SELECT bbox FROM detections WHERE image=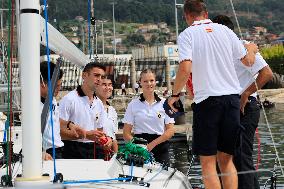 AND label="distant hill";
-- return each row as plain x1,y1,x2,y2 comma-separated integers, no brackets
44,0,284,35
1,0,284,34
